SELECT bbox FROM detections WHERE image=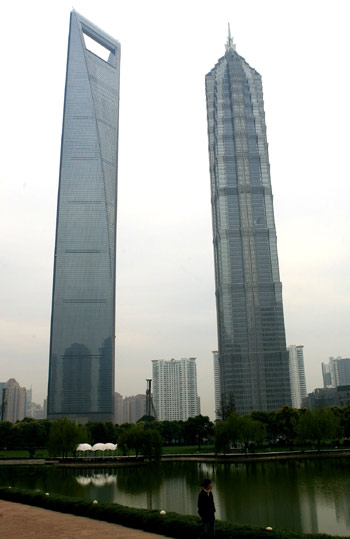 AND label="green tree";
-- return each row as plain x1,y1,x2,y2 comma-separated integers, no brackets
160,421,181,445
340,405,350,438
86,421,117,445
15,418,48,457
48,418,84,458
117,423,163,459
214,420,231,454
183,415,214,449
141,427,163,460
0,422,13,451
214,412,241,454
275,405,299,447
296,408,341,451
238,416,266,451
216,392,236,420
117,423,144,457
